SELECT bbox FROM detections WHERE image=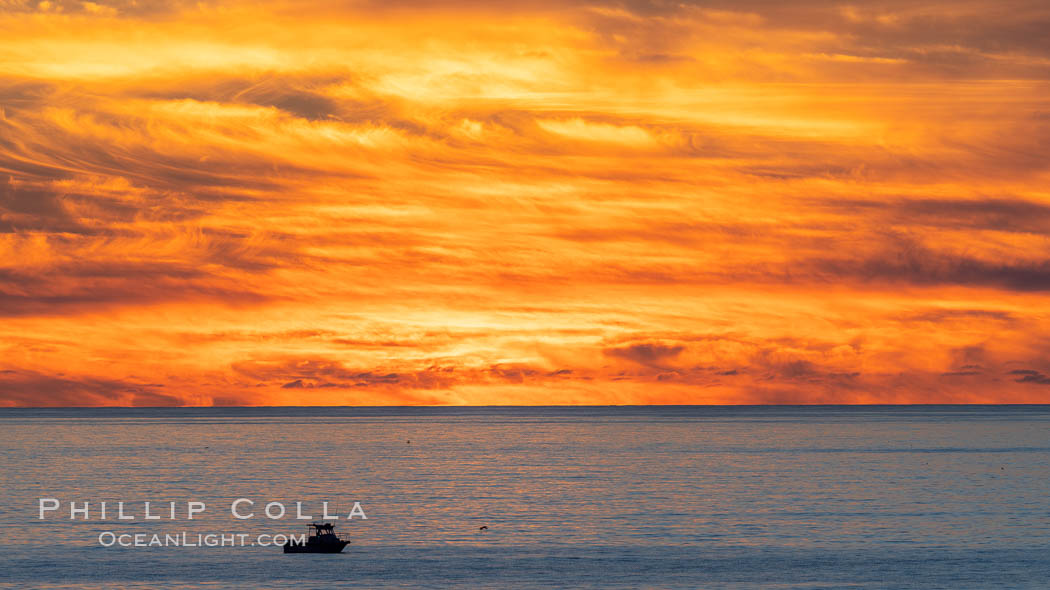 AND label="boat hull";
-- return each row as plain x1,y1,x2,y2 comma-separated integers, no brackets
283,540,349,554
